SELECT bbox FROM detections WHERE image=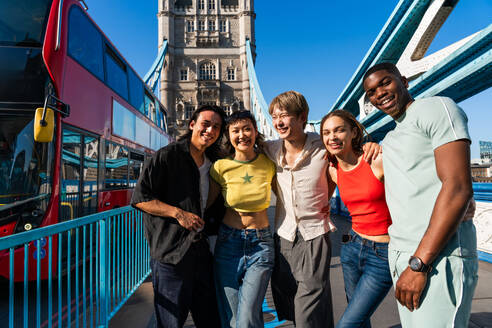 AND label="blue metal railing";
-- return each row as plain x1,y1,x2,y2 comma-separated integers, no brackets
0,206,150,328
331,183,492,264
473,182,492,203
